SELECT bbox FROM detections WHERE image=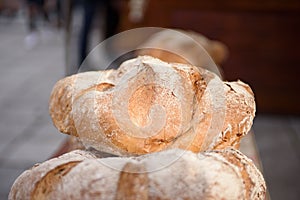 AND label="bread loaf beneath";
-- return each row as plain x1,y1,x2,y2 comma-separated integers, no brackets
9,150,96,200
49,56,255,155
9,148,266,200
